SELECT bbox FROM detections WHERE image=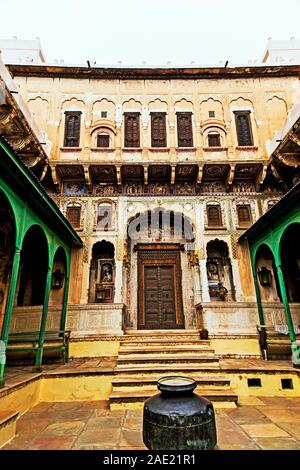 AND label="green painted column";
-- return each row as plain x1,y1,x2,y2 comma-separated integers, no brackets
0,247,21,387
276,264,300,366
35,263,53,369
60,267,70,332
